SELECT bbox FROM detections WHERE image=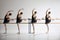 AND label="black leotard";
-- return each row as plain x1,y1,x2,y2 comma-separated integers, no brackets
16,15,22,23
31,15,37,23
3,15,10,23
45,15,51,24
